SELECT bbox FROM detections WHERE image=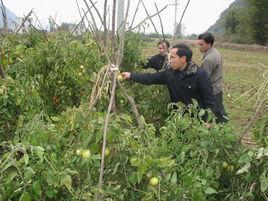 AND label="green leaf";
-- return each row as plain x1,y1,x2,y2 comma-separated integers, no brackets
205,187,217,195
170,171,177,185
5,169,17,182
24,167,36,179
22,154,29,165
260,171,268,193
44,171,59,187
19,191,31,201
46,189,56,198
129,172,138,185
236,162,251,175
34,146,44,162
50,116,60,122
198,109,206,117
61,175,72,191
91,154,101,160
32,181,41,197
158,157,175,168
